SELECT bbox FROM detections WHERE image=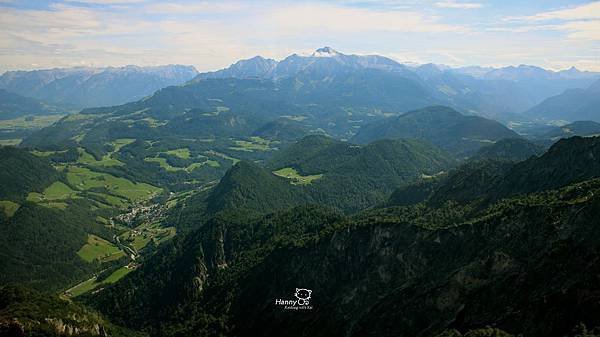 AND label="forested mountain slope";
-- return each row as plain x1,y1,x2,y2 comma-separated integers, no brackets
86,136,600,337
352,106,519,156
0,146,163,292
169,135,454,222
470,138,544,162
